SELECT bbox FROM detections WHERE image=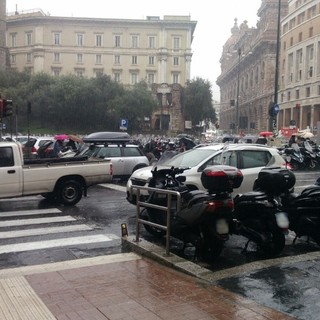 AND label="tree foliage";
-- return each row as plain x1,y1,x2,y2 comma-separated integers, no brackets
183,77,217,127
0,70,157,134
